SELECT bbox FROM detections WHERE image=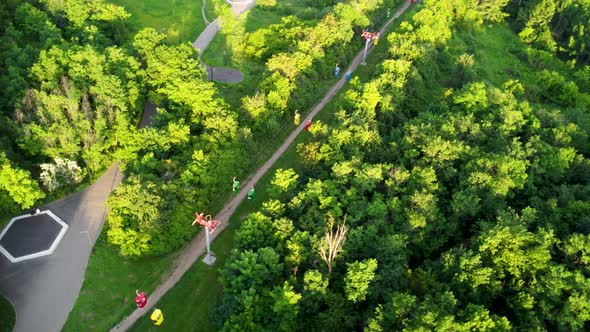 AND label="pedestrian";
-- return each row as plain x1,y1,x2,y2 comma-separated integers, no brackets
150,308,164,326
294,110,300,126
345,69,352,82
373,33,380,46
305,118,312,132
247,186,255,200
135,290,147,309
232,176,240,192
335,64,341,78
